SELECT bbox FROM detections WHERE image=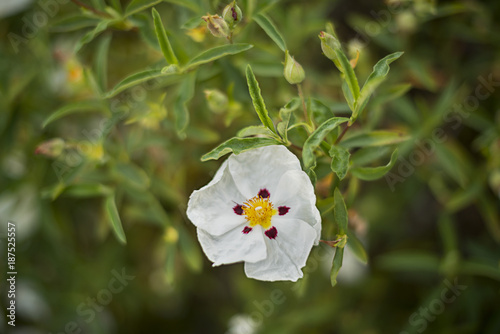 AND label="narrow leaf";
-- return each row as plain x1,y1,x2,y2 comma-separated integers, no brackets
51,15,101,32
105,68,178,98
246,64,276,133
74,20,109,53
330,247,344,287
237,125,275,138
63,184,113,198
354,52,404,119
329,145,350,180
105,194,127,244
335,48,360,103
125,0,162,17
347,230,368,264
253,13,286,52
351,148,399,181
185,44,253,70
152,8,179,65
201,137,281,161
333,188,348,235
95,33,112,93
276,98,300,143
302,117,350,173
340,130,409,148
114,163,151,190
42,101,107,128
174,71,196,138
